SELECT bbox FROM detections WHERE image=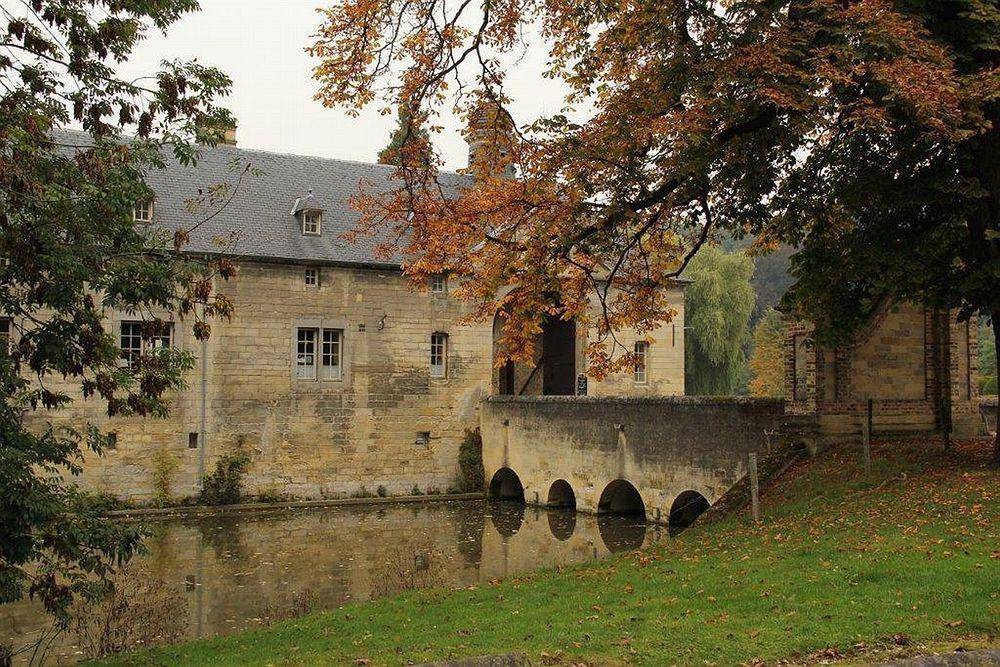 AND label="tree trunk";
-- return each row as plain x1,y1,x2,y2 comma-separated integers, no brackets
993,311,1000,466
